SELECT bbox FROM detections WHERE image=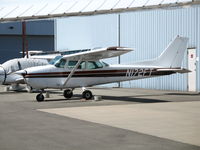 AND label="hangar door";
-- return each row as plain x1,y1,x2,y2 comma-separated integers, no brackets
187,48,197,92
